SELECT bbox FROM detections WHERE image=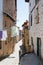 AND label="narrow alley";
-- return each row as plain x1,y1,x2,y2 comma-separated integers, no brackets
0,0,43,65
